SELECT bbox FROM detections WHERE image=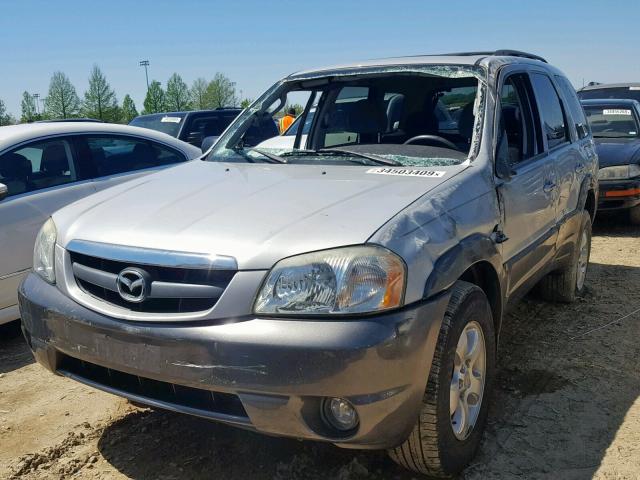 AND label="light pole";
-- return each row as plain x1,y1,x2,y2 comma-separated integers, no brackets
139,60,150,91
33,93,40,115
